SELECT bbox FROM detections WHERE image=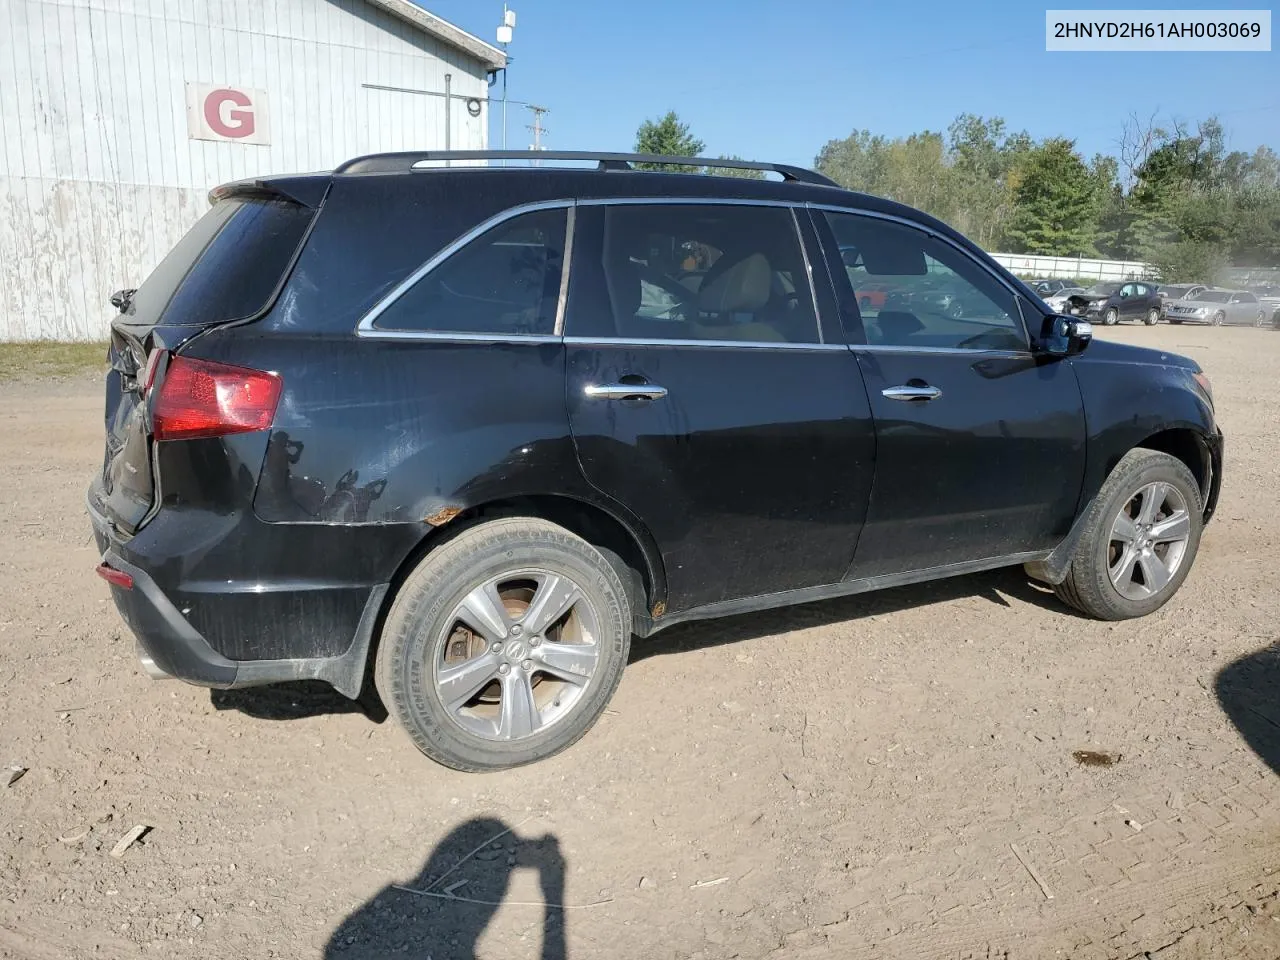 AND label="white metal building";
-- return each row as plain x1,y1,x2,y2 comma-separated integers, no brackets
0,0,505,341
